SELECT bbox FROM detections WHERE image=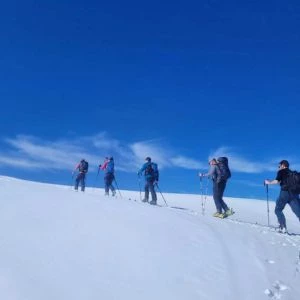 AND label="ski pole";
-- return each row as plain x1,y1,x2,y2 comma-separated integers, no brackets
264,182,270,227
114,177,123,198
138,175,142,201
93,168,100,189
71,172,75,189
155,183,168,207
199,175,205,215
